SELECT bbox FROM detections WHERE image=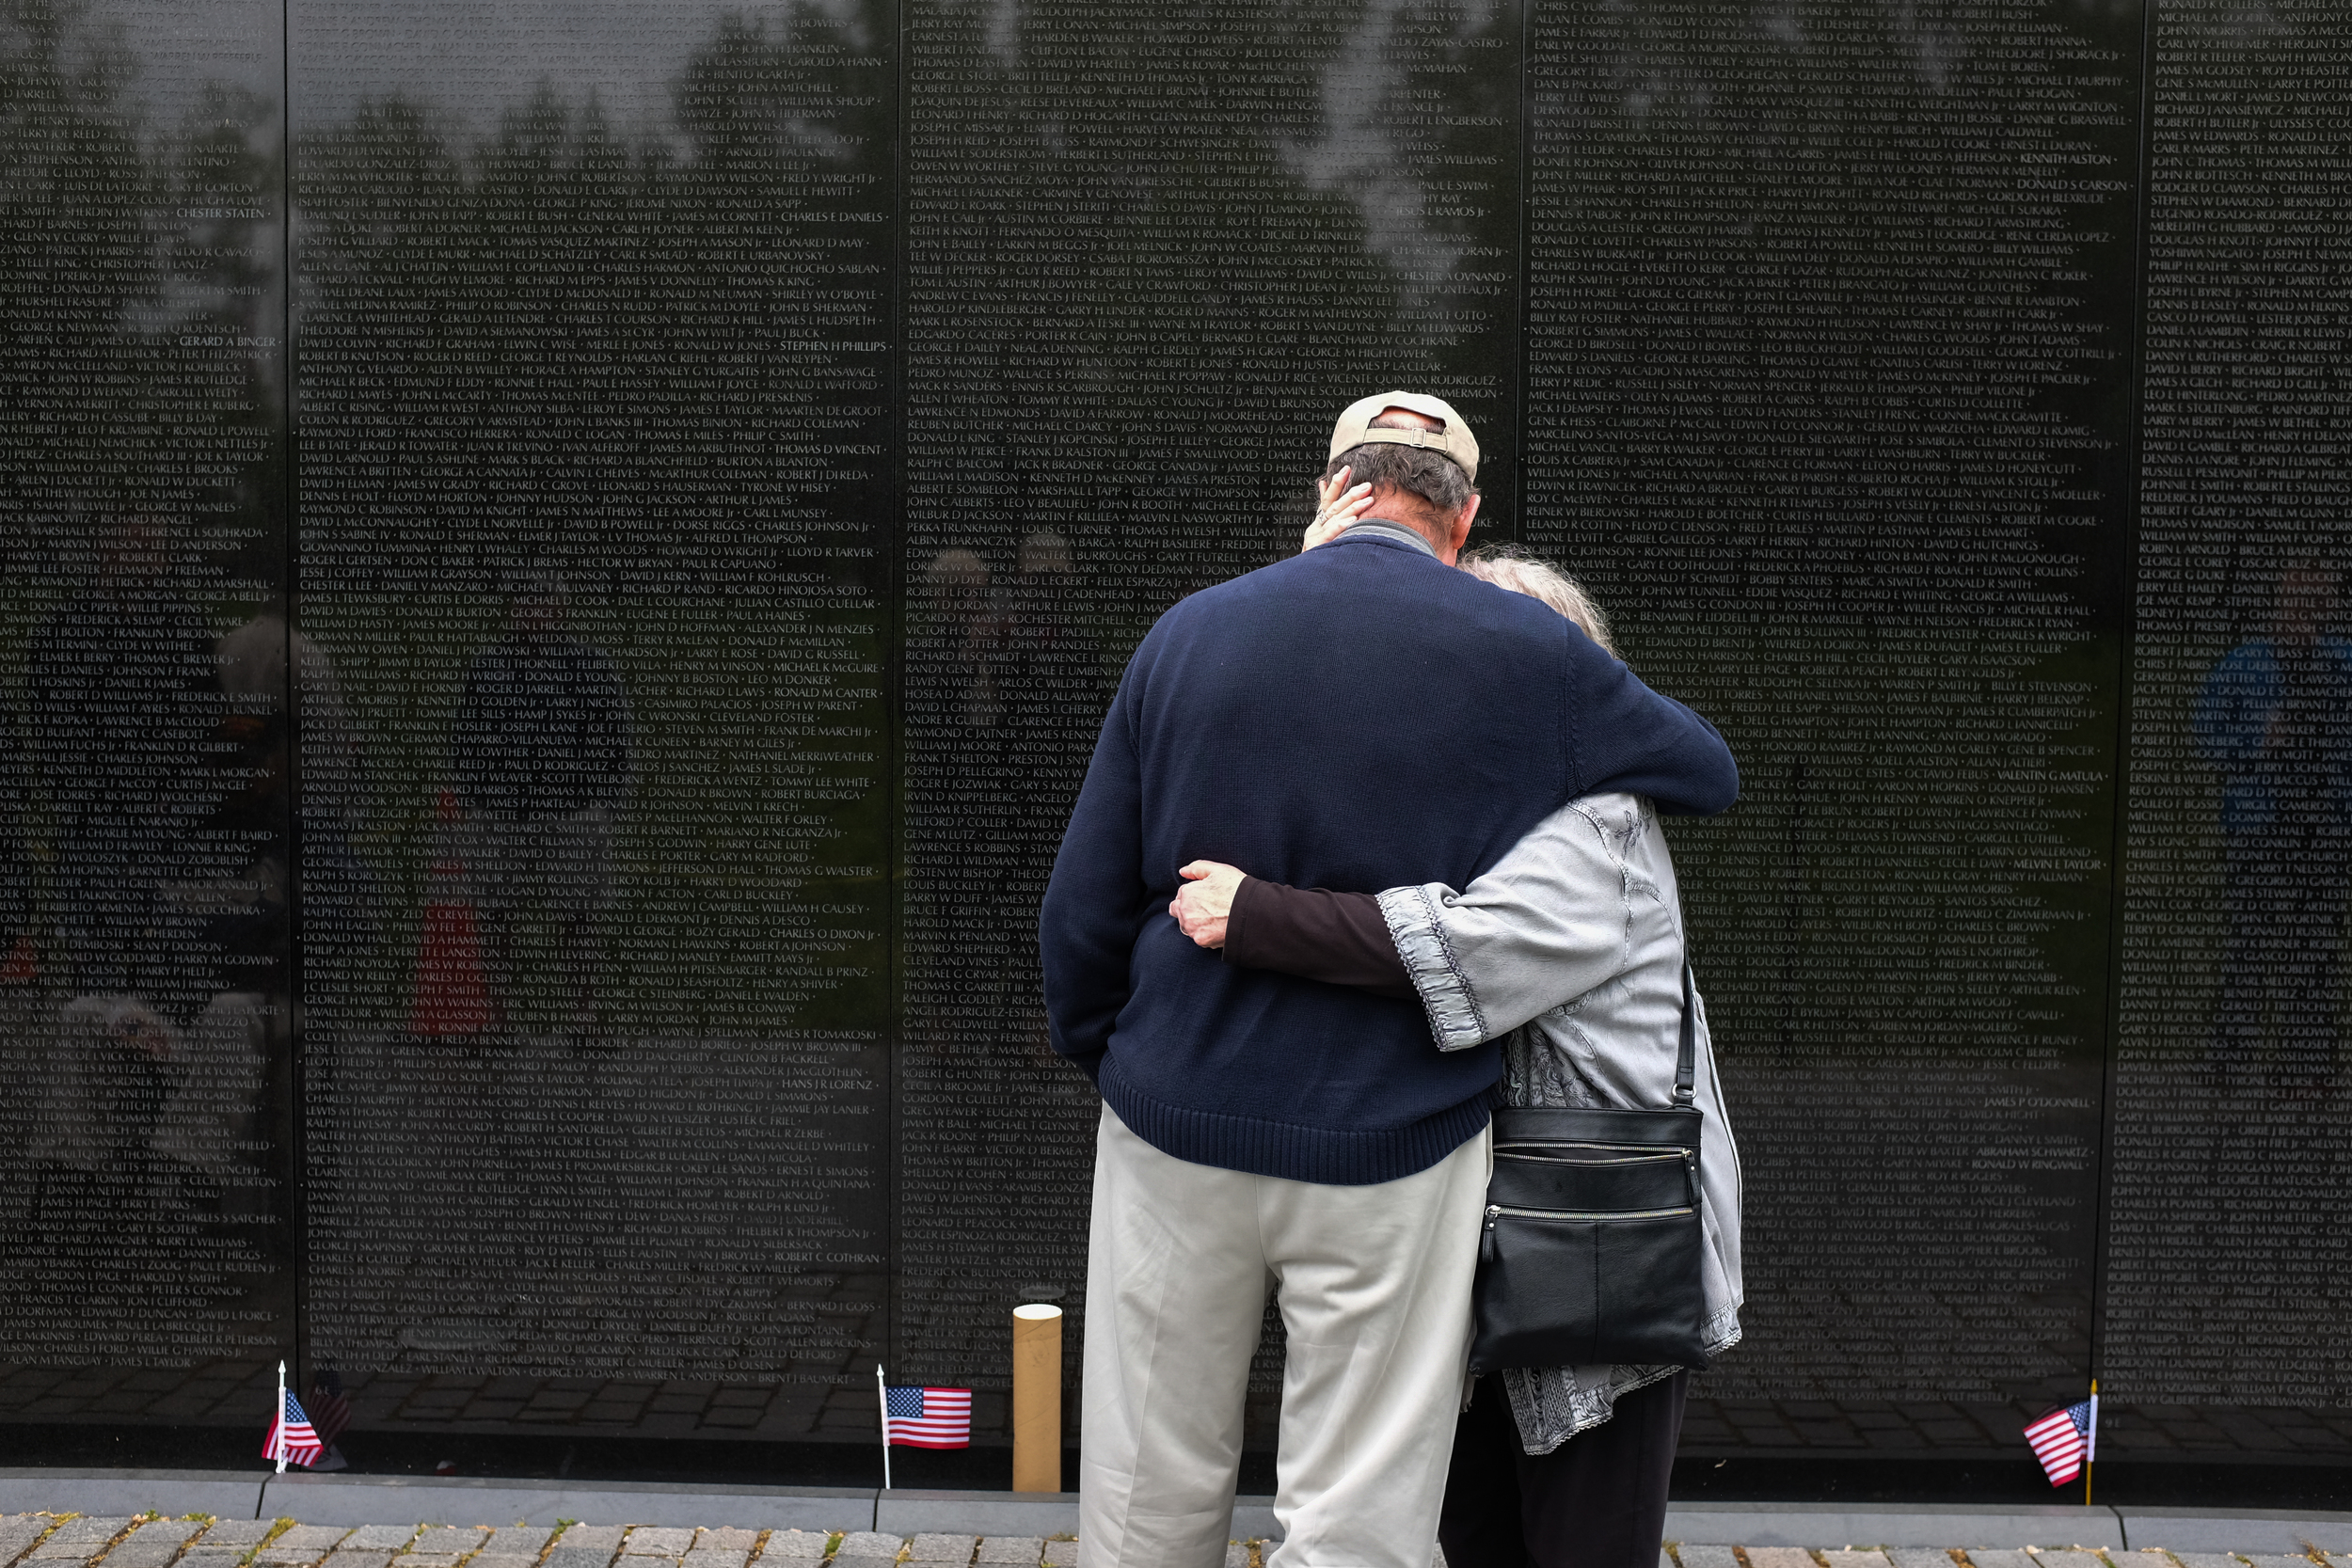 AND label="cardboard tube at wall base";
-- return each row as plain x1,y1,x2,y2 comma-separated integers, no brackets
1011,1304,1064,1493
